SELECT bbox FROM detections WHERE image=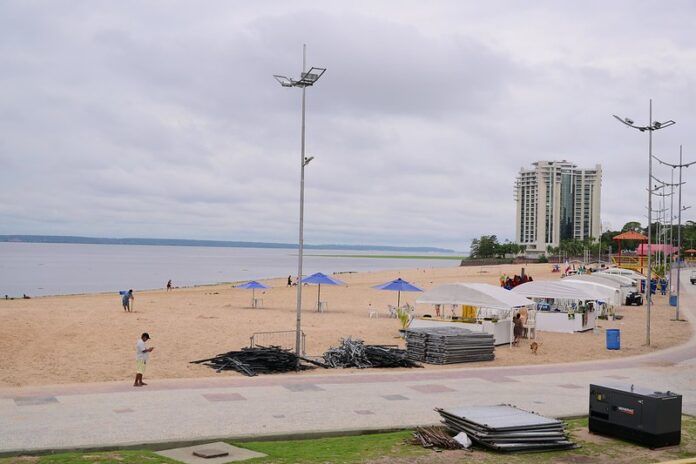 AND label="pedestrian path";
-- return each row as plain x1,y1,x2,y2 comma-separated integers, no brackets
1,273,694,456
